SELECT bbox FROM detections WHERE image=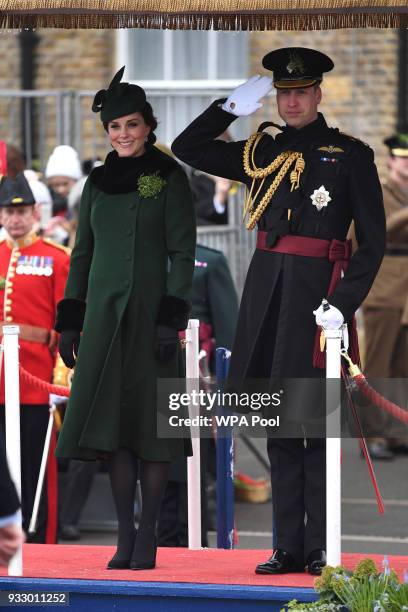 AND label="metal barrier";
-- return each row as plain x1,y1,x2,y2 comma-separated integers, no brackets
197,188,257,297
0,90,73,170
